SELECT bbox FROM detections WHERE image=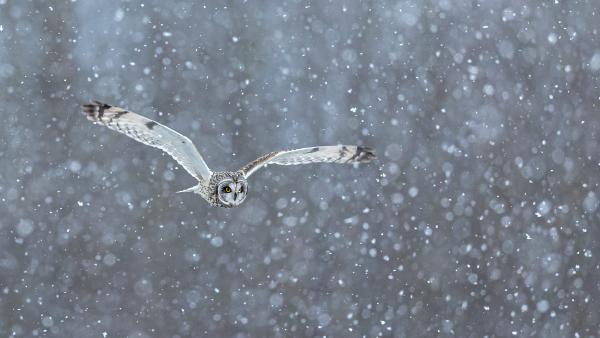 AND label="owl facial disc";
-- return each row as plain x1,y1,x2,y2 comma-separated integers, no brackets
217,178,248,207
